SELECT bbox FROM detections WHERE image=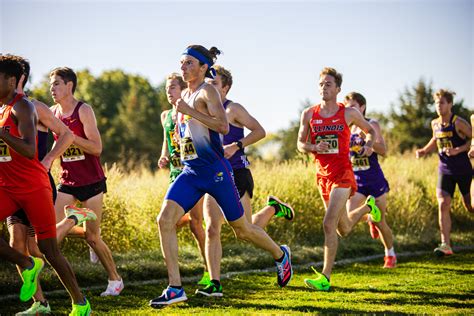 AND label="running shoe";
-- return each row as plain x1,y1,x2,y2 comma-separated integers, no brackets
64,205,97,226
434,243,453,257
20,257,44,302
368,221,379,239
15,301,51,315
149,286,187,308
304,266,330,291
267,196,295,221
195,281,223,297
366,195,381,223
197,271,211,286
69,298,91,316
100,279,124,296
383,256,397,268
275,245,293,287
